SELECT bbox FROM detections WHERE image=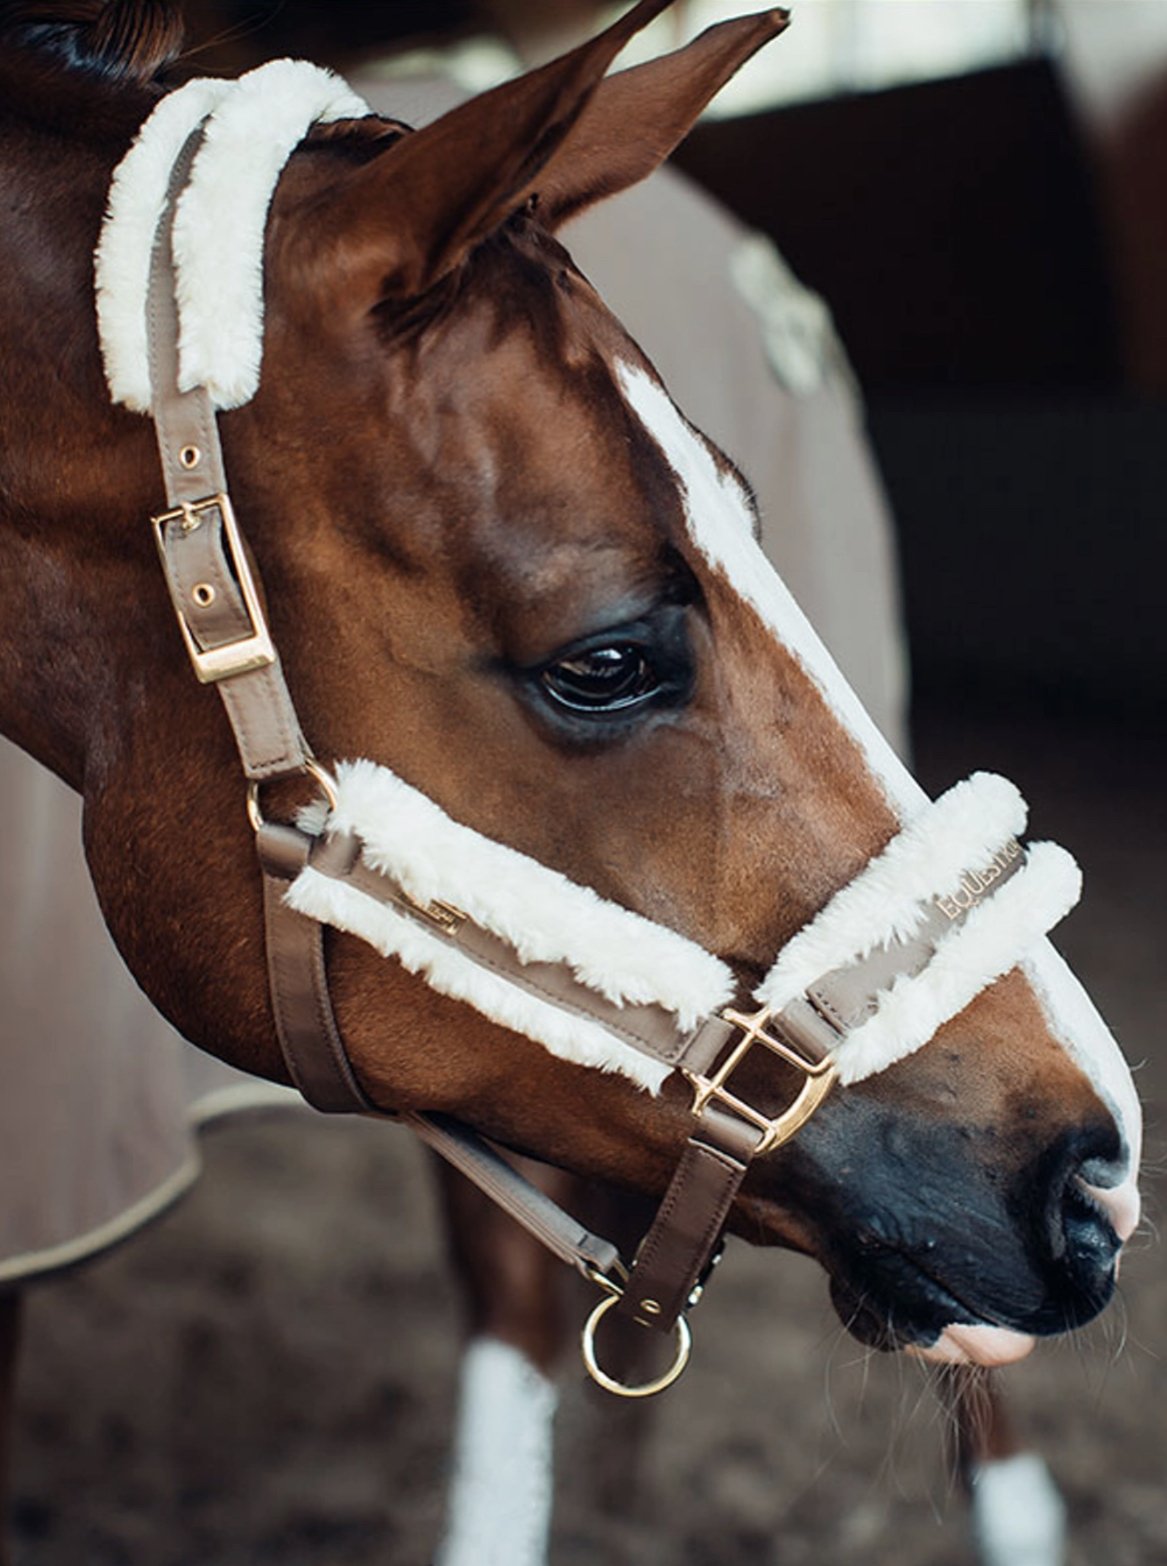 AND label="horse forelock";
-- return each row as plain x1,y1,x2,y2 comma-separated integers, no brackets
0,0,184,87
